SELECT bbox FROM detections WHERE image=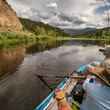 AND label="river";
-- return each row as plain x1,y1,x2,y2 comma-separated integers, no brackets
0,41,104,110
